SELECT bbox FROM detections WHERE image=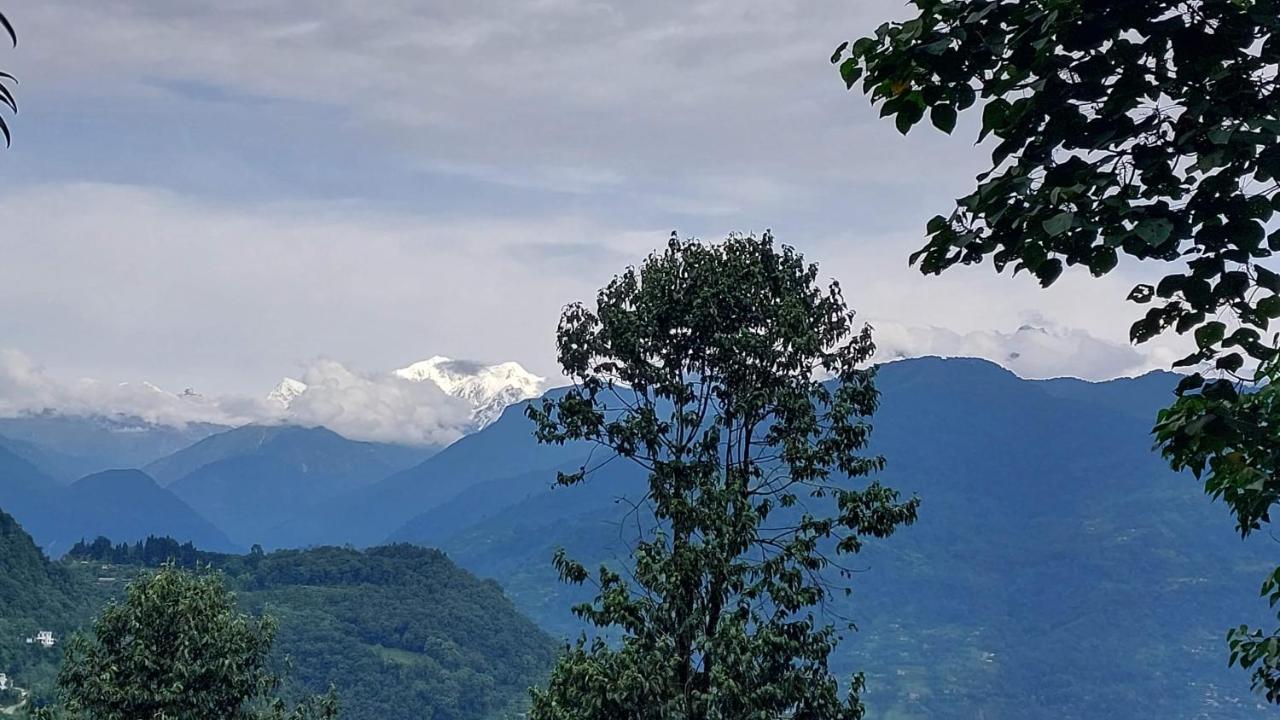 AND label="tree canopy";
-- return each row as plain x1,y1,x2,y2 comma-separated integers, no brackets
527,232,919,719
39,564,337,720
833,0,1280,701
